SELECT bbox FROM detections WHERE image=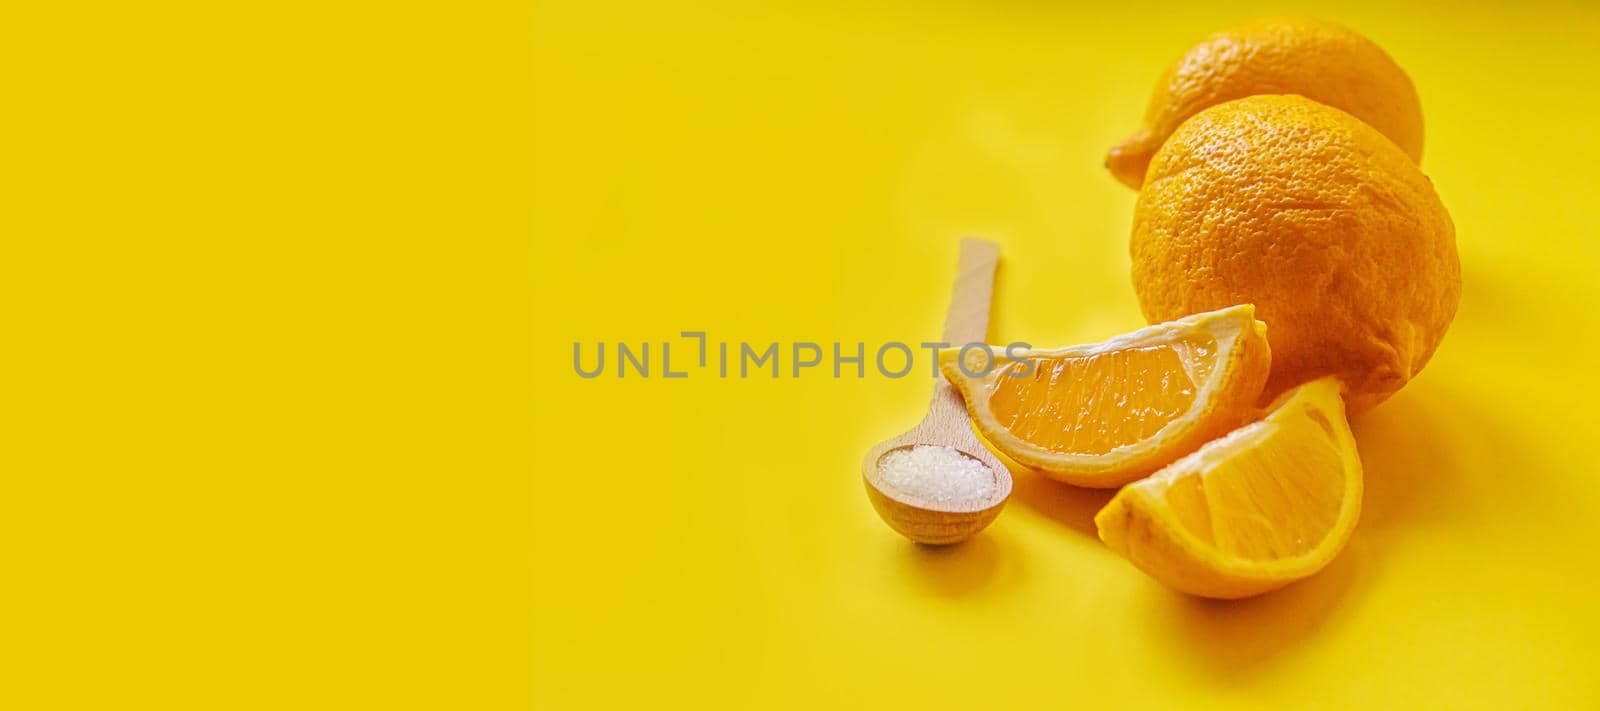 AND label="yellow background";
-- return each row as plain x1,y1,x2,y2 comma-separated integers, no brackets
536,1,1600,709
4,0,1595,709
